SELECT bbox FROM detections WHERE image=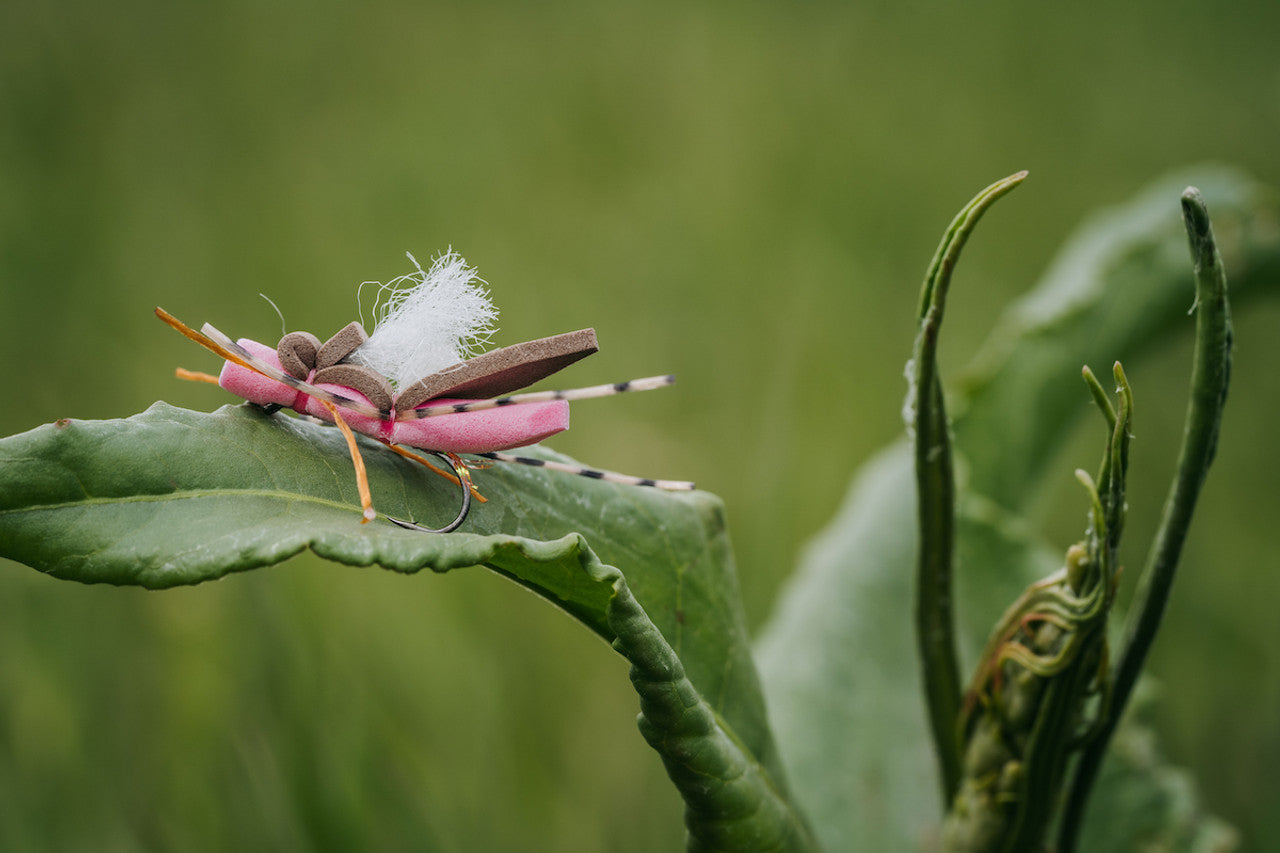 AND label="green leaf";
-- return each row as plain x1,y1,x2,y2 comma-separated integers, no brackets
755,167,1280,850
0,401,812,850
